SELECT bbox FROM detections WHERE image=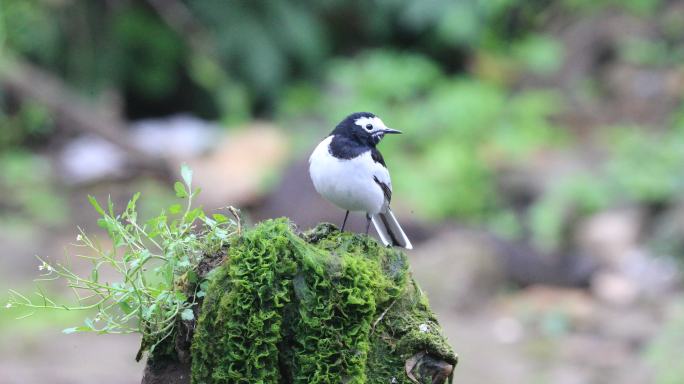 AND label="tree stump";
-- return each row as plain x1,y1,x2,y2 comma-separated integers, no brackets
141,220,457,384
